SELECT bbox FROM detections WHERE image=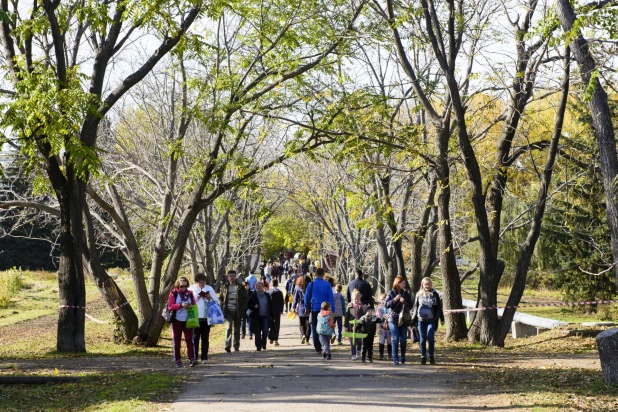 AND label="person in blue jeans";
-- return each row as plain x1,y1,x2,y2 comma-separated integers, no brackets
332,284,346,345
248,281,273,351
304,268,335,354
411,277,445,365
385,276,413,365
